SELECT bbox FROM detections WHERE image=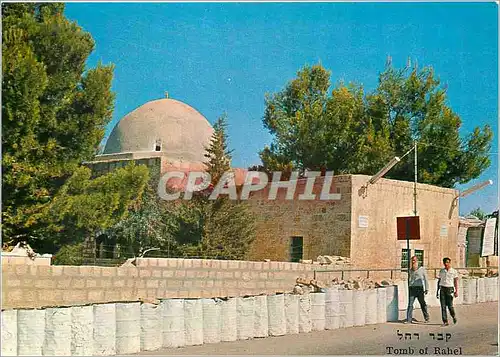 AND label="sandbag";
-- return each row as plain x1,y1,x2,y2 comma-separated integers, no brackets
18,309,45,356
267,294,285,336
71,306,93,356
396,281,408,310
325,287,340,330
1,309,17,356
310,293,326,331
377,288,387,323
202,299,221,344
93,303,116,356
43,307,72,356
116,302,140,354
385,286,398,322
463,278,477,304
455,278,463,305
237,296,255,340
284,294,299,334
254,295,269,338
220,298,237,342
184,299,203,346
161,299,185,348
298,294,312,333
477,278,486,303
494,277,498,301
339,289,354,328
141,303,162,351
353,290,366,326
485,278,495,302
365,289,378,325
427,281,440,308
